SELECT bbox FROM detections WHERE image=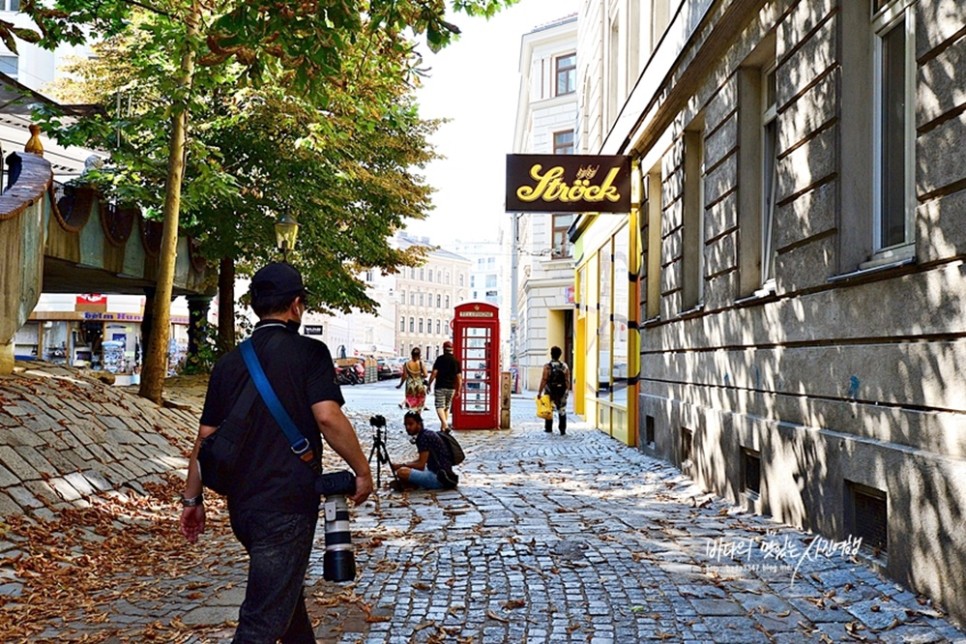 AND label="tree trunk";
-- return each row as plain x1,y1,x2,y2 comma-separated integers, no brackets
217,256,235,355
138,1,200,404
